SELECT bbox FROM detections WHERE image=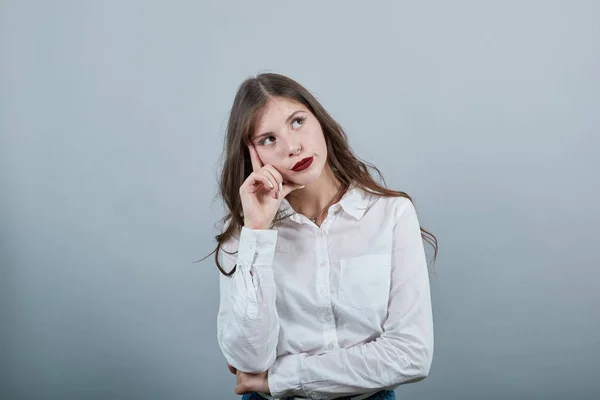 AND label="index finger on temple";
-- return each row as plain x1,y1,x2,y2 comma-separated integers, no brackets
248,142,263,172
